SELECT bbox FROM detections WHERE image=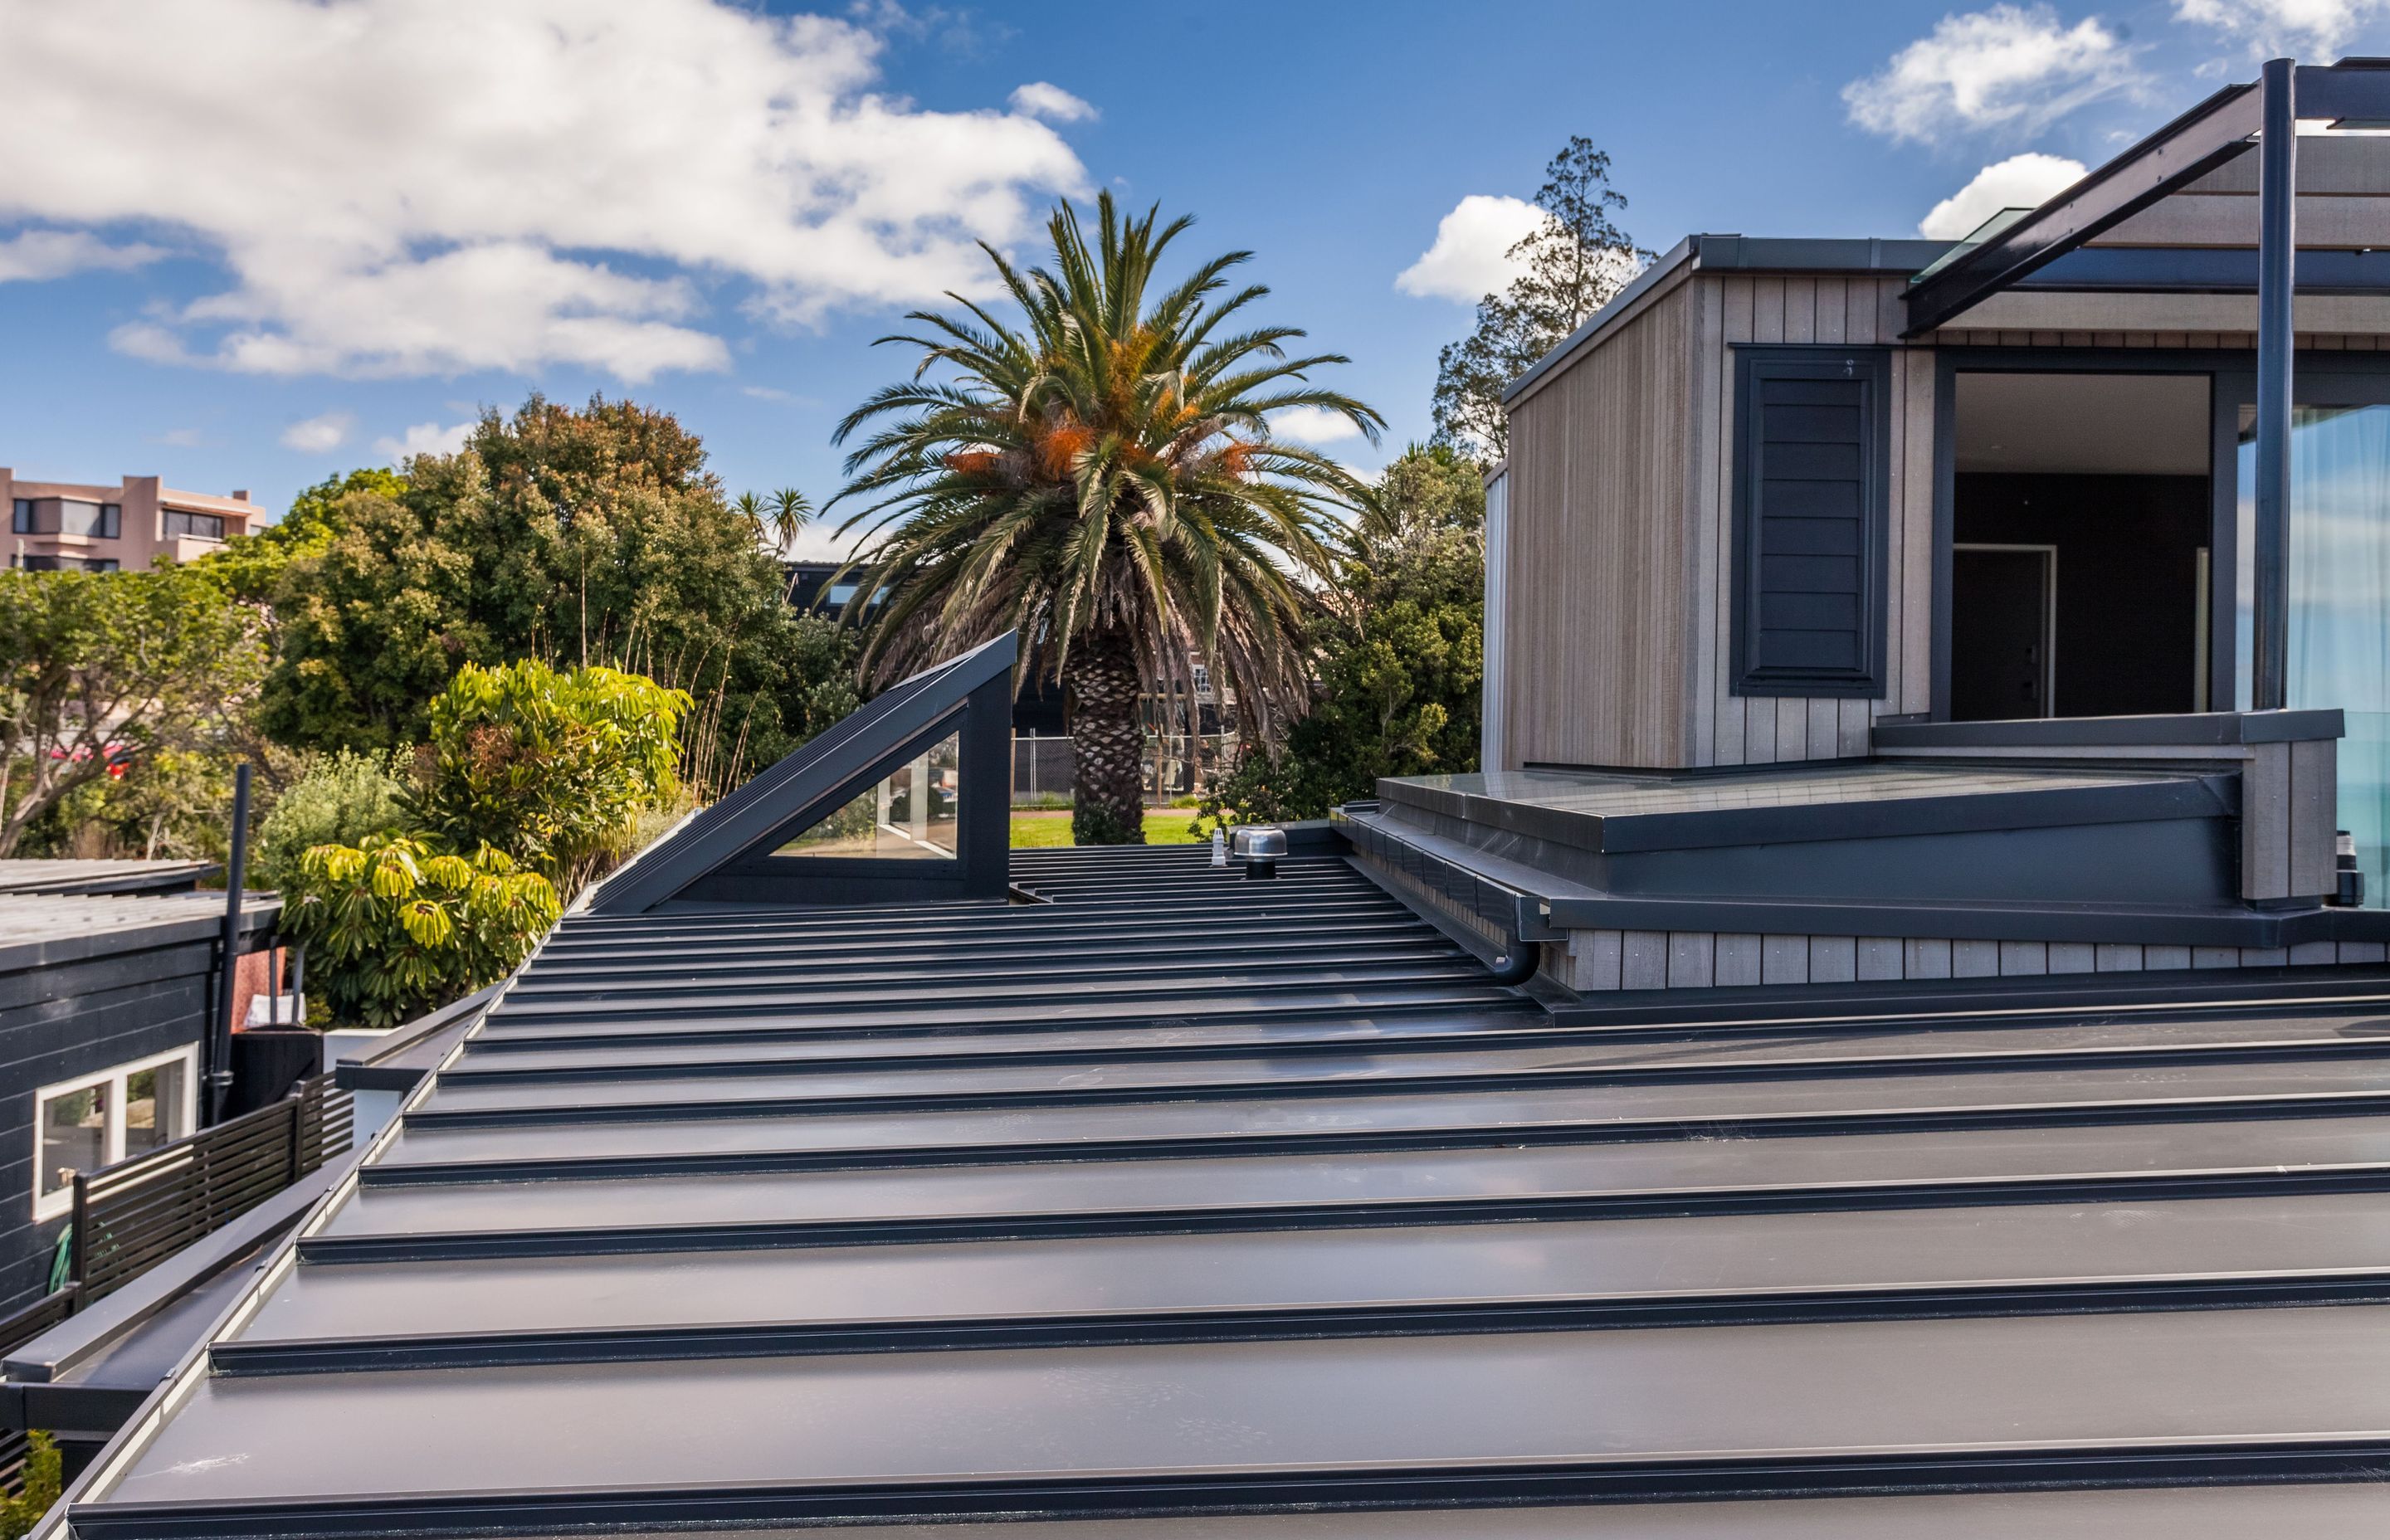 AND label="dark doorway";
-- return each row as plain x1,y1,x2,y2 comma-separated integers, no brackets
1951,546,2052,721
1949,373,2212,721
1953,473,2208,719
